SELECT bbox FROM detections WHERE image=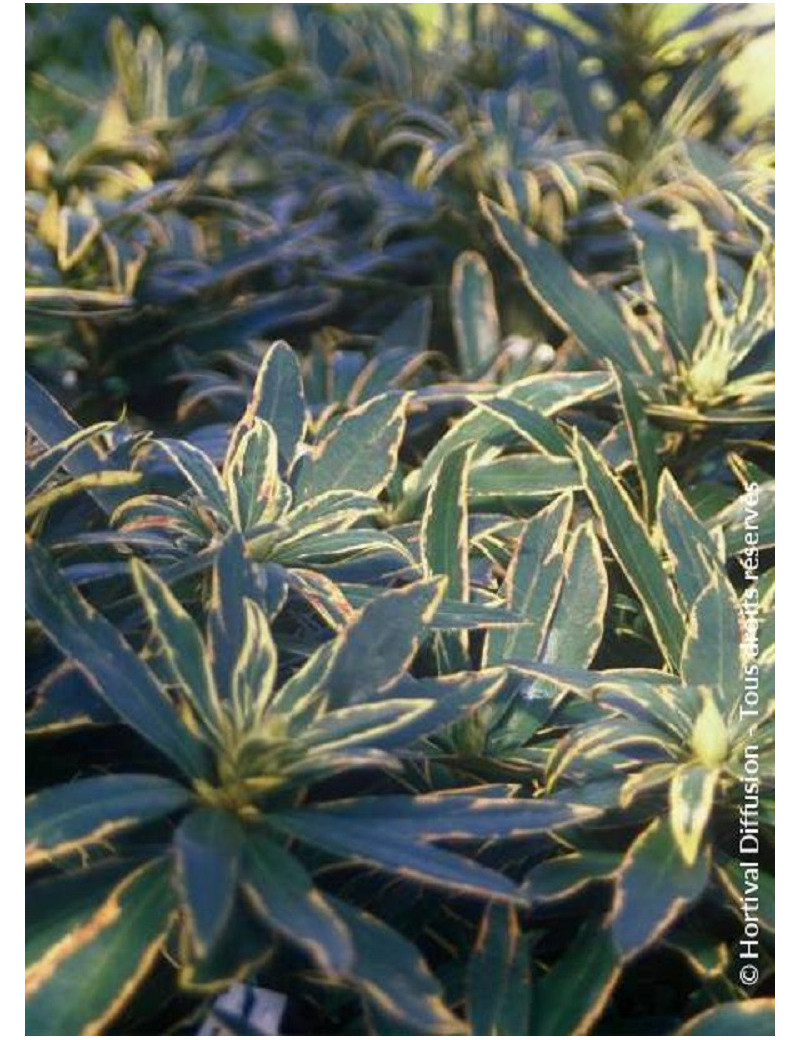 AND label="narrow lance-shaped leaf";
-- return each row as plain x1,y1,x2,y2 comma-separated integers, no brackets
158,438,230,520
484,493,572,666
267,805,524,904
469,456,581,505
319,579,445,709
541,520,608,668
636,223,710,364
292,392,408,502
609,817,710,959
242,828,353,975
174,809,242,958
575,433,685,670
232,599,278,717
26,662,116,735
657,469,723,612
26,774,191,868
235,340,305,472
452,251,501,378
25,470,143,520
680,569,742,706
519,520,609,707
25,859,177,1036
611,364,661,525
329,897,463,1036
420,443,474,603
406,371,612,505
272,789,597,840
25,373,128,514
420,443,474,671
26,863,130,974
25,420,115,497
553,38,606,141
523,850,620,905
224,419,292,532
352,670,505,750
467,904,532,1036
472,396,572,457
481,196,643,372
207,533,248,705
340,584,522,632
131,558,220,729
530,920,621,1036
25,540,208,779
669,764,719,867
